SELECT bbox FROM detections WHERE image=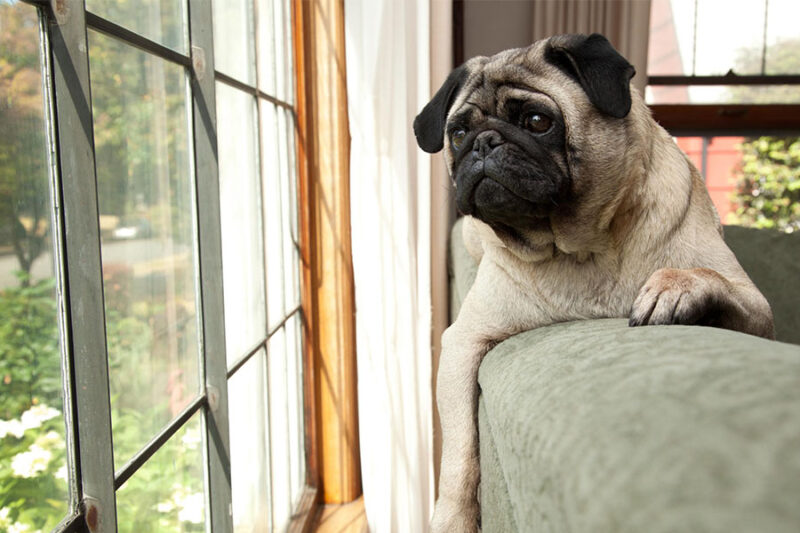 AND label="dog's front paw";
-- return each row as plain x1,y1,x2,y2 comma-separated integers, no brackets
431,497,480,533
629,267,731,328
